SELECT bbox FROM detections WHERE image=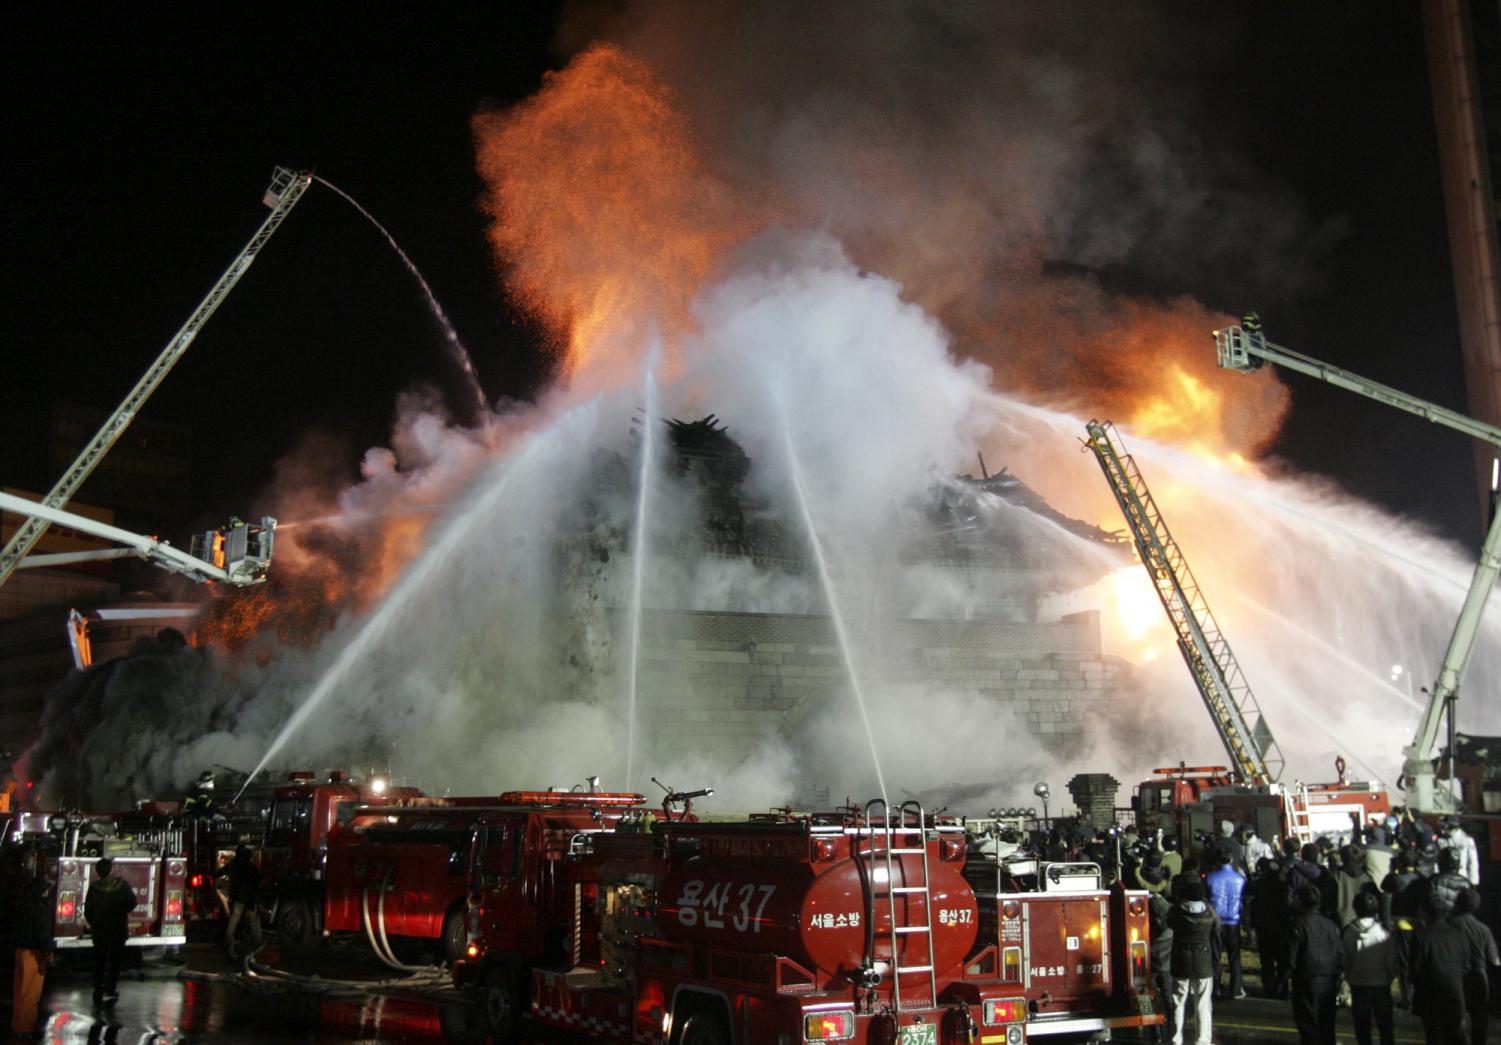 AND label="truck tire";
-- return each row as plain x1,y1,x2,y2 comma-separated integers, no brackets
276,898,317,955
441,907,467,965
483,964,522,1041
678,1013,731,1045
